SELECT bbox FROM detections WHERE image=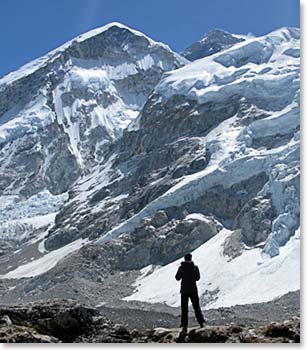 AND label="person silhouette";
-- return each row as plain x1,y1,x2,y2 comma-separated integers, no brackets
175,253,205,334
